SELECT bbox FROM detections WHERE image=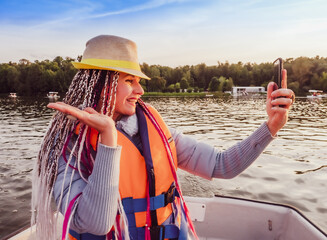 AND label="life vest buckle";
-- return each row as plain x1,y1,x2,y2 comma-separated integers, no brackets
164,185,176,206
